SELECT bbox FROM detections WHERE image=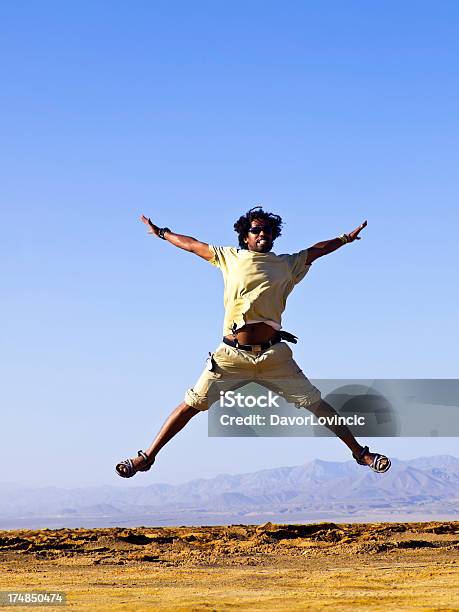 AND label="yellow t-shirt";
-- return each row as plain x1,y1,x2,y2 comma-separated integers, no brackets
208,245,311,336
